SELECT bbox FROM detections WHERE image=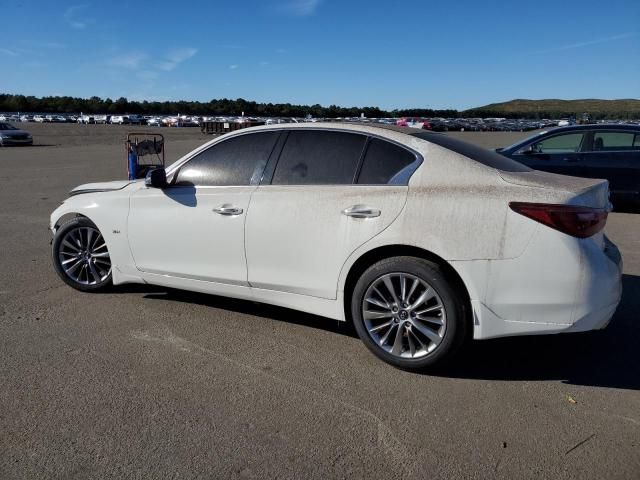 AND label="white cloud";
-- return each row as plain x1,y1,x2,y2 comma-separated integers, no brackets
259,61,269,66
279,0,321,16
158,47,198,71
108,52,148,69
0,48,18,57
64,5,92,29
535,32,637,54
229,64,238,70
